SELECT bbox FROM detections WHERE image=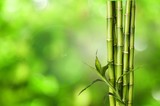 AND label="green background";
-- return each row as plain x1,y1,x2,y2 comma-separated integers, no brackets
0,0,160,106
